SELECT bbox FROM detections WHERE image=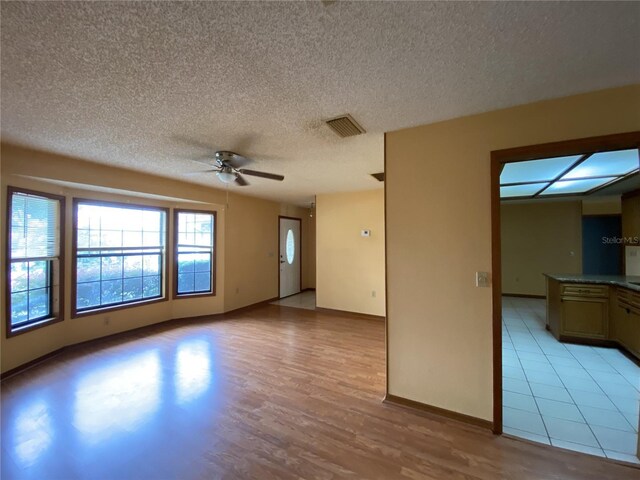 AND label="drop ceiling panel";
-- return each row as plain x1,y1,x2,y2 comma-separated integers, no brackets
562,149,639,179
538,177,616,195
500,156,583,184
500,183,549,198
